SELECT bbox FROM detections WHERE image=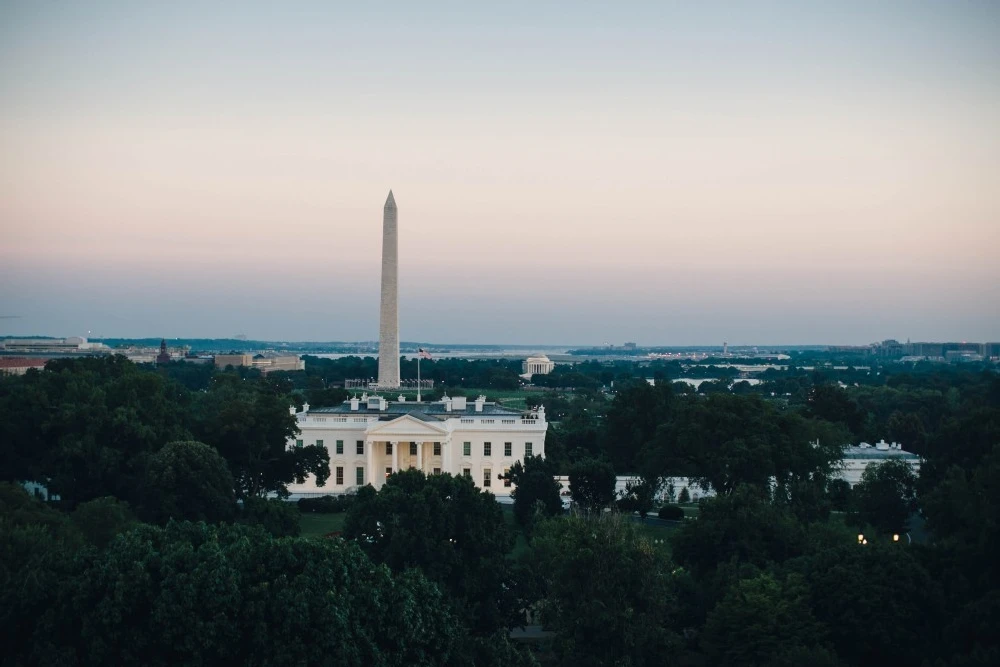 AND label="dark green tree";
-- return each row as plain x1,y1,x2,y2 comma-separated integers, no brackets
788,542,941,666
70,496,137,549
672,485,806,580
531,514,681,667
240,497,301,537
568,458,616,513
142,440,236,523
0,356,191,507
807,384,864,436
192,374,329,498
616,477,658,519
343,469,515,633
826,478,852,512
701,573,826,667
503,455,563,533
56,521,470,666
849,458,917,535
602,382,674,471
